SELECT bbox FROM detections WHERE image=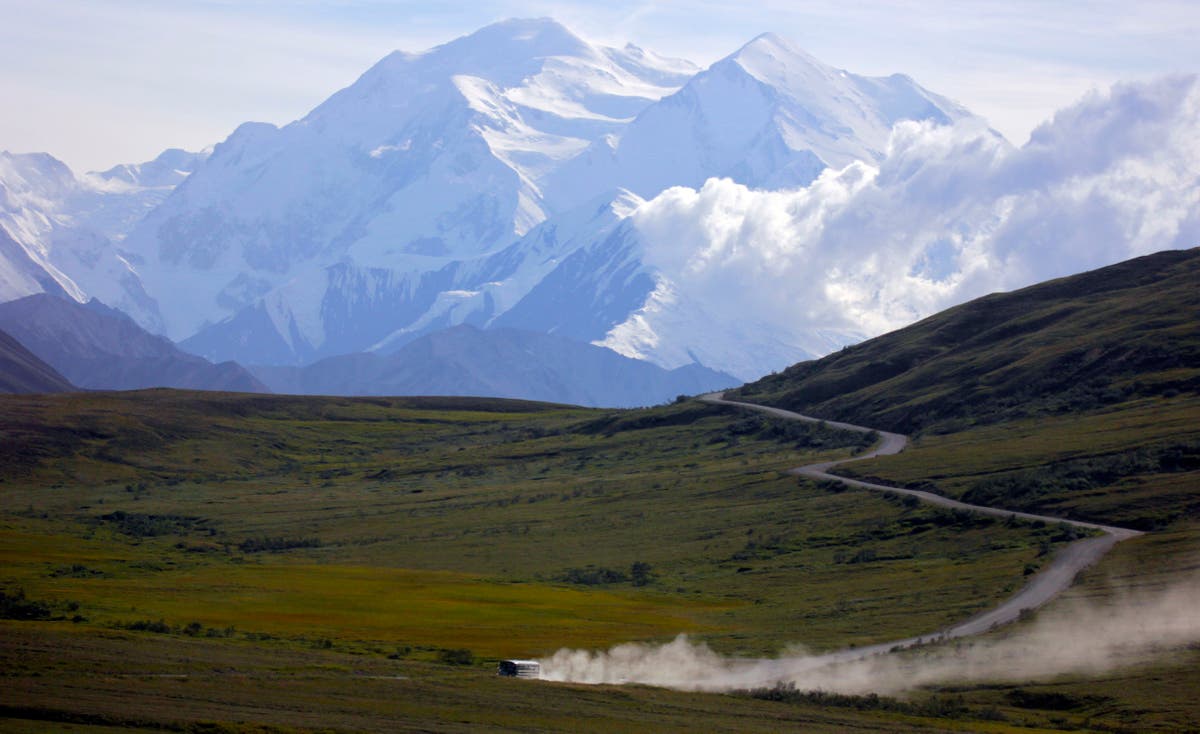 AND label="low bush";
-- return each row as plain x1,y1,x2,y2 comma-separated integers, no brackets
0,588,52,620
438,648,474,666
237,536,321,553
